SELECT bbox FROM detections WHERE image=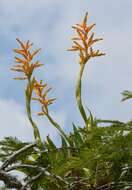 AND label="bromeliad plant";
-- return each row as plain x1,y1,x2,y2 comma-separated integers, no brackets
68,12,105,130
11,38,69,147
11,38,43,147
0,13,131,190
